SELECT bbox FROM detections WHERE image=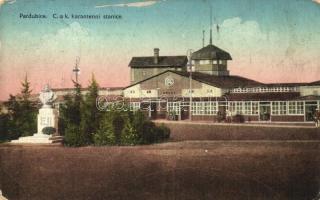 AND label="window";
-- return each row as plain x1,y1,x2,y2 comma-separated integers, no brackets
288,102,295,114
288,101,304,115
236,102,242,114
146,90,151,94
243,102,251,115
229,101,259,115
167,102,181,115
272,102,279,115
199,60,210,65
272,101,287,115
252,102,259,115
191,101,218,115
297,102,304,114
229,102,236,113
130,90,135,94
129,102,140,111
279,102,287,115
228,101,259,115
